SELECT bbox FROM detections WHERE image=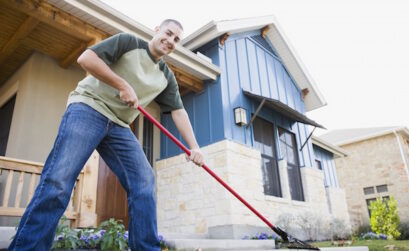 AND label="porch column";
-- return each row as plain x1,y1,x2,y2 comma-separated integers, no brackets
78,151,100,227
